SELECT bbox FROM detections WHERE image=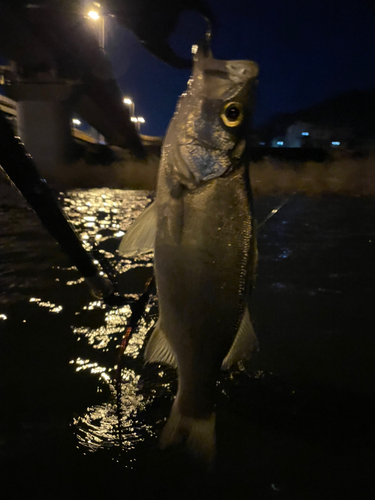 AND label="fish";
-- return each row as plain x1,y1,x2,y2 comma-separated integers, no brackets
119,44,259,462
